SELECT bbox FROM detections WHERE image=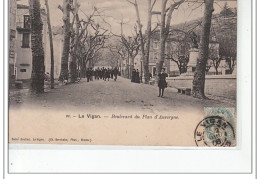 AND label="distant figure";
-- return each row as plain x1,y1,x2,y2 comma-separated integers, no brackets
90,68,94,81
135,69,140,83
106,68,111,81
98,67,102,79
86,68,91,82
158,69,168,98
101,67,105,80
111,68,114,79
94,68,99,80
103,68,107,81
113,67,119,81
131,69,136,82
